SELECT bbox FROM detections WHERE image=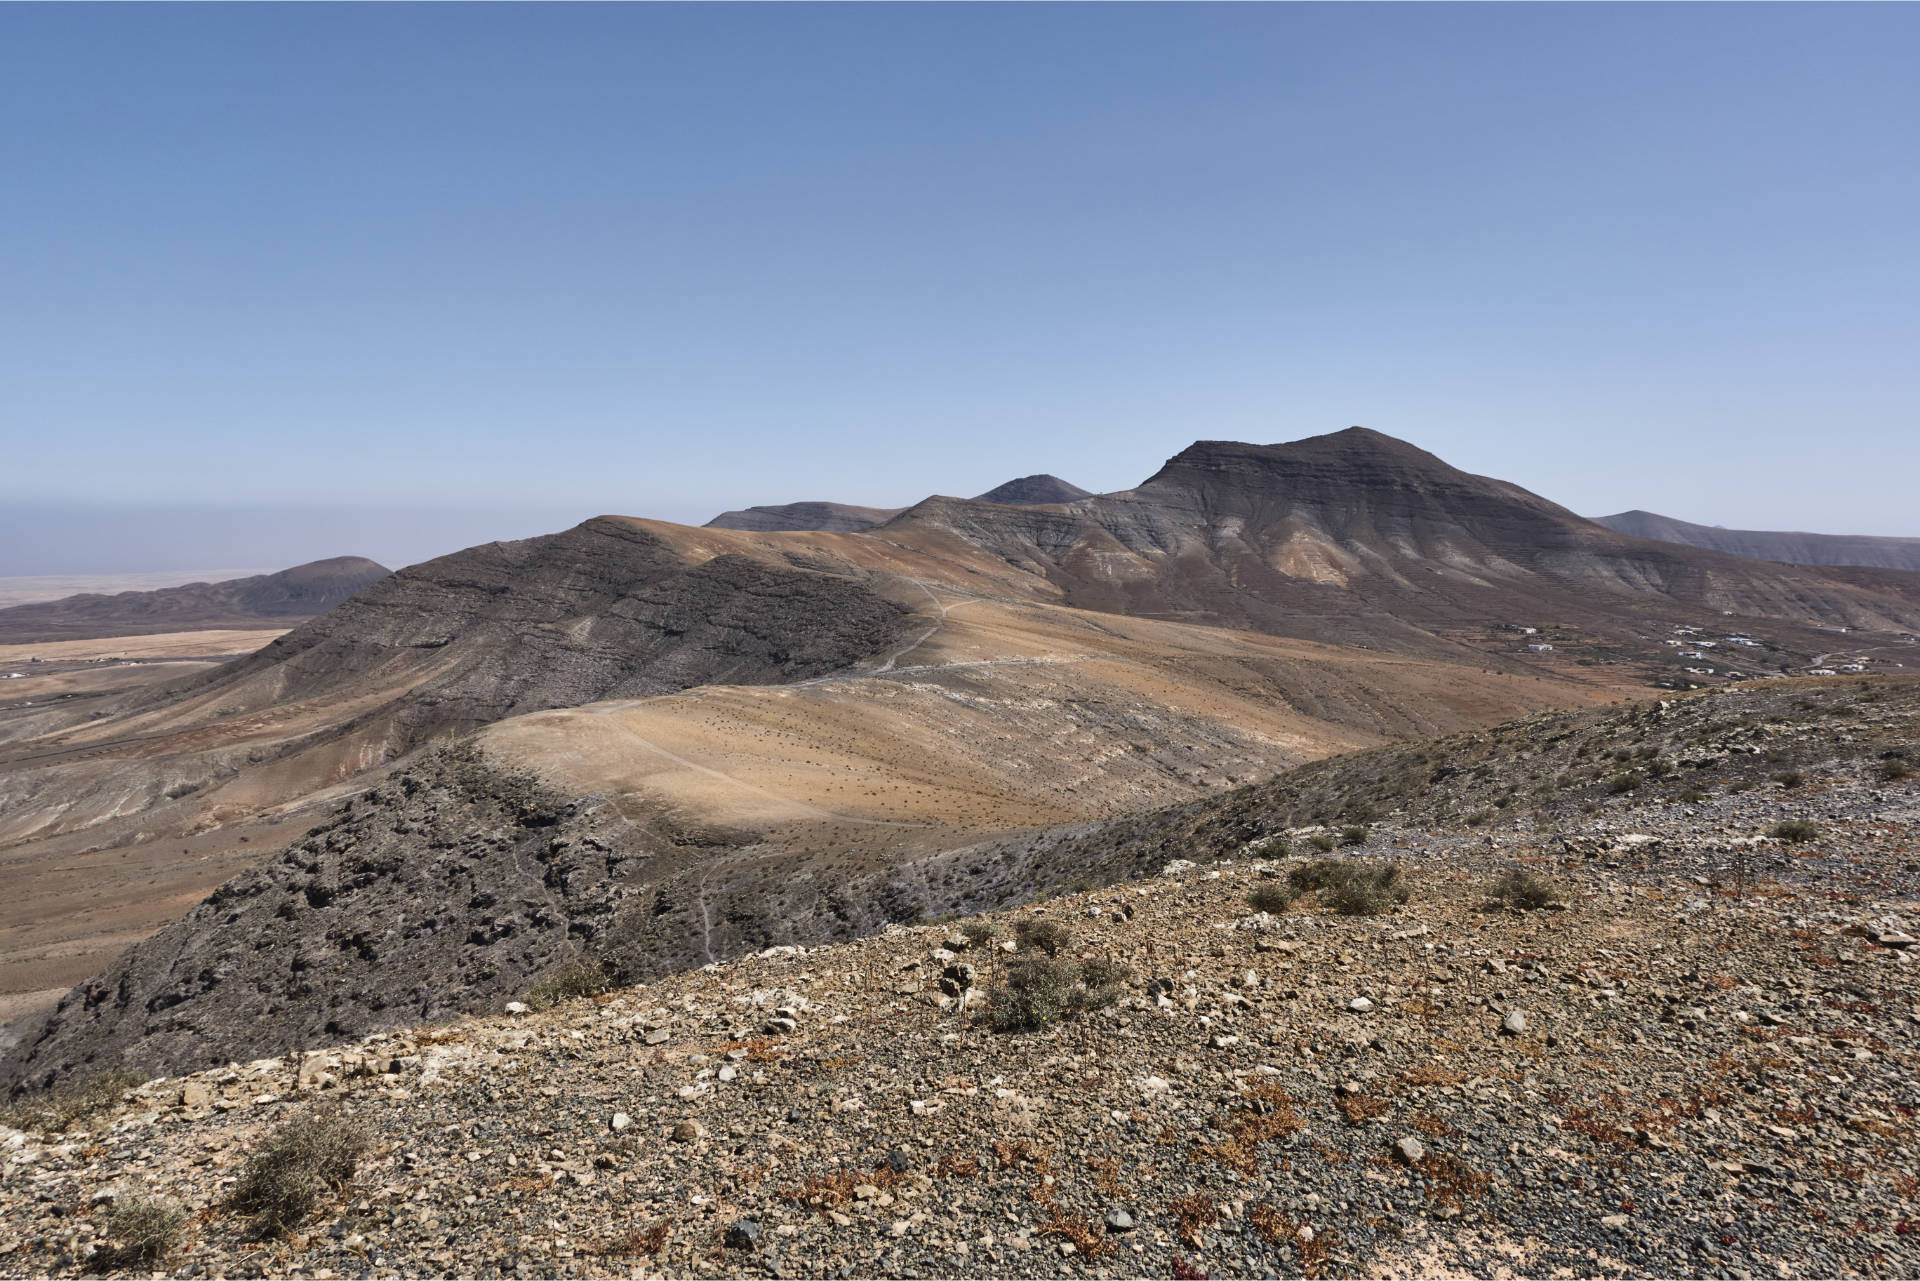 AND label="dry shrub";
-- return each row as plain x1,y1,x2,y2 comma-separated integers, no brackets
1415,1152,1490,1211
97,1194,186,1269
526,960,609,1008
1087,1155,1128,1198
1246,884,1297,914
1248,1201,1291,1244
1013,918,1072,955
1338,1093,1390,1125
1195,1083,1305,1175
1488,867,1562,910
1170,1193,1219,1247
992,1138,1052,1174
1037,1204,1112,1258
957,918,1002,946
608,1222,670,1258
935,1152,979,1179
987,956,1122,1032
1399,1063,1467,1087
1288,859,1410,916
230,1110,369,1236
